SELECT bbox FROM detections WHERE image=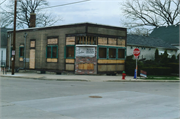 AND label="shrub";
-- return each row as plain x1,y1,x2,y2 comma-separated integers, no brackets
142,67,172,75
167,63,179,73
